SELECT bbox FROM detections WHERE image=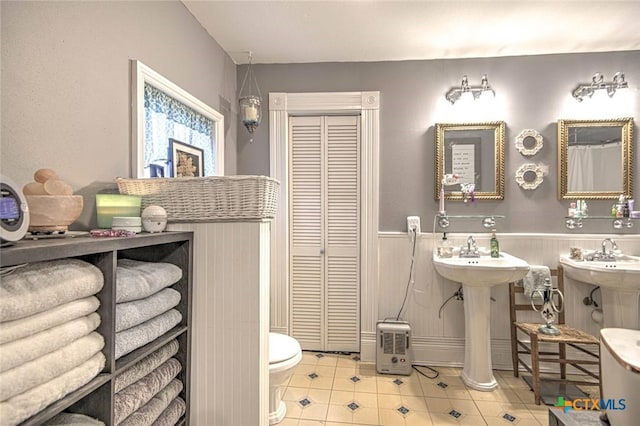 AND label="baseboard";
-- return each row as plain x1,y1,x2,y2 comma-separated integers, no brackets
360,333,598,374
